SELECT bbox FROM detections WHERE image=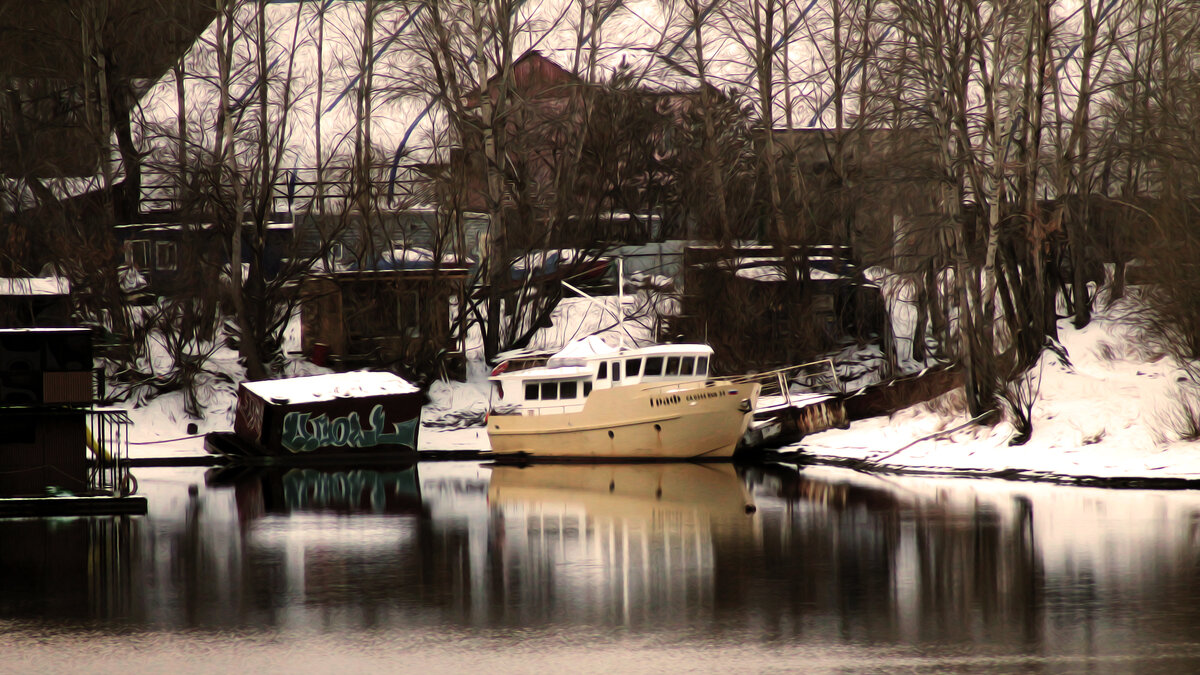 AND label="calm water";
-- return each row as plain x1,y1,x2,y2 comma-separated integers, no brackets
4,460,1200,674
